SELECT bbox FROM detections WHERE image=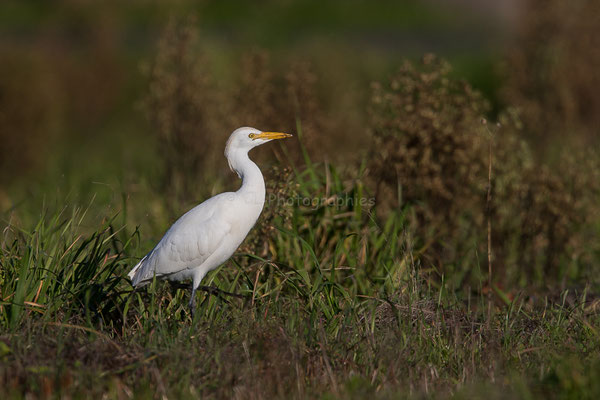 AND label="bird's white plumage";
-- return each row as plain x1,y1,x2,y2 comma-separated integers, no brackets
128,127,291,312
128,194,231,285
